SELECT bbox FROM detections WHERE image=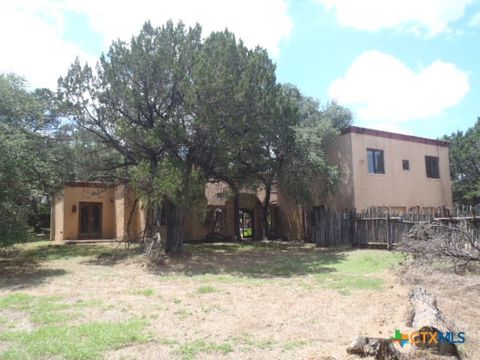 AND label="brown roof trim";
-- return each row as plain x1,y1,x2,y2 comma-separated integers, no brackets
64,181,116,188
344,126,449,147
